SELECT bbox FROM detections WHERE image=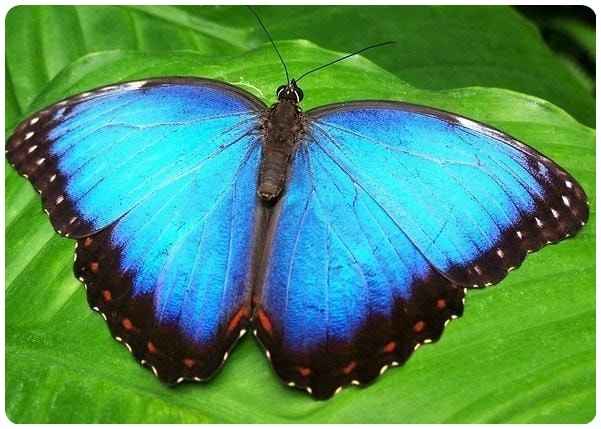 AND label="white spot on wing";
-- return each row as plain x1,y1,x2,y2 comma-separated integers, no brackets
25,131,34,140
562,195,570,207
455,116,478,130
30,117,39,125
36,158,46,165
565,180,573,189
125,81,147,90
27,145,38,154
